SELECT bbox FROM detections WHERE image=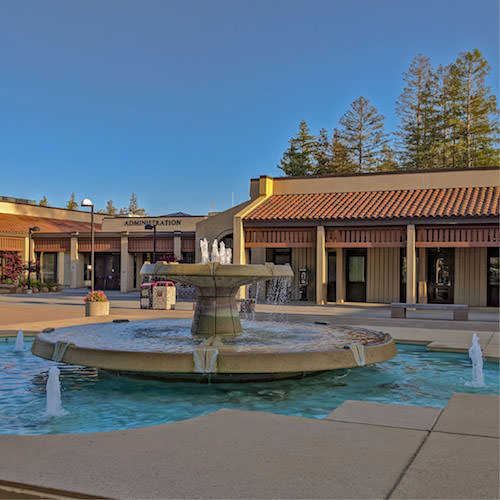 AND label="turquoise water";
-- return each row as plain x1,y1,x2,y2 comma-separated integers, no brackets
0,337,498,435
